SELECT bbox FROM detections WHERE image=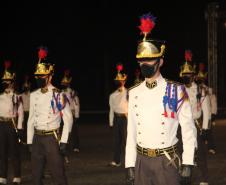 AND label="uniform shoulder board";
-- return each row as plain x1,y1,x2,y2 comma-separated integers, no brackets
52,88,61,93
165,79,183,86
128,81,143,91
